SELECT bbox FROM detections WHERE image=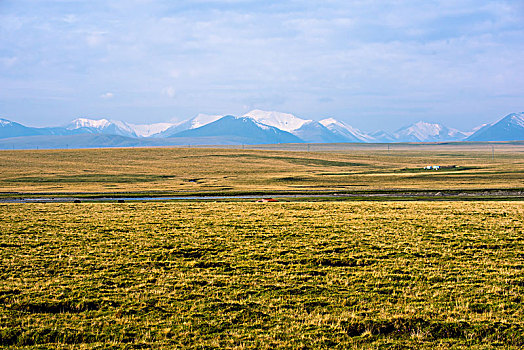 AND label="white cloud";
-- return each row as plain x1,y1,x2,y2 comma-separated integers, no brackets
62,14,78,24
0,0,523,129
162,86,176,98
86,32,106,47
169,70,181,79
100,92,114,99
